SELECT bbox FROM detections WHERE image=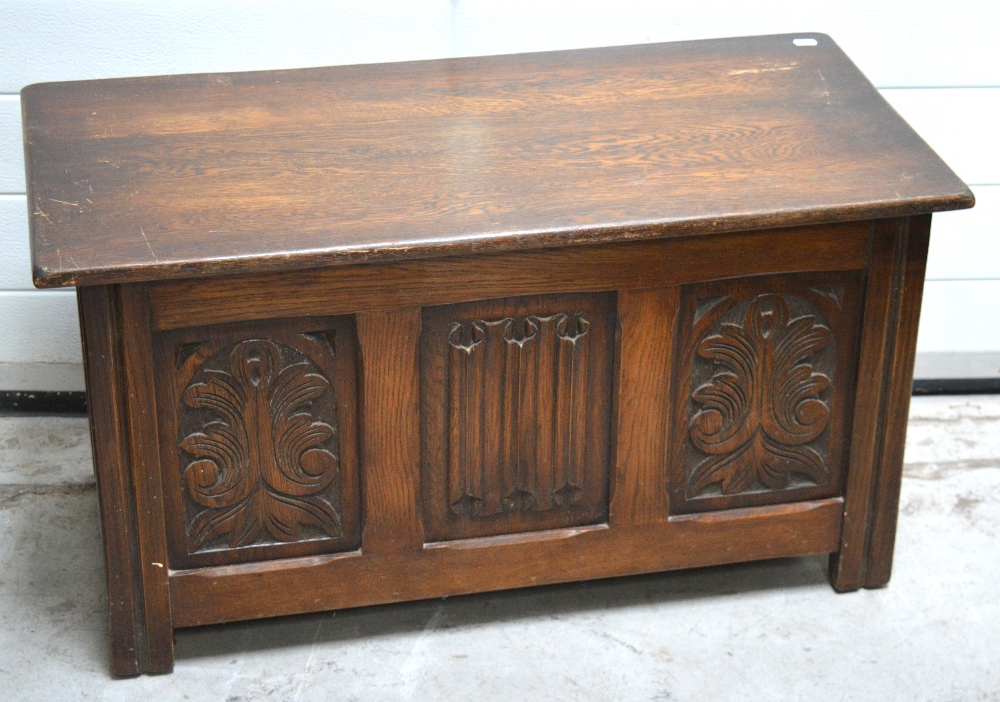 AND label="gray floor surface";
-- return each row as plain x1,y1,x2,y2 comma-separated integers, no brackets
0,395,997,701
